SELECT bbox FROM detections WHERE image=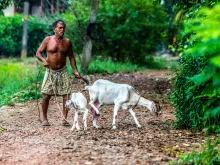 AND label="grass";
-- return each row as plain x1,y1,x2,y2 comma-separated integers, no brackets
0,56,177,107
87,59,145,74
0,58,41,106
